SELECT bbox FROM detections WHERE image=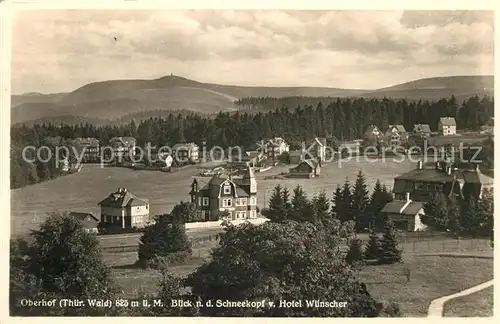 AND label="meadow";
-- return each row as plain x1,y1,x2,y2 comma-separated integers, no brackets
11,158,416,236
443,285,494,317
103,231,493,312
